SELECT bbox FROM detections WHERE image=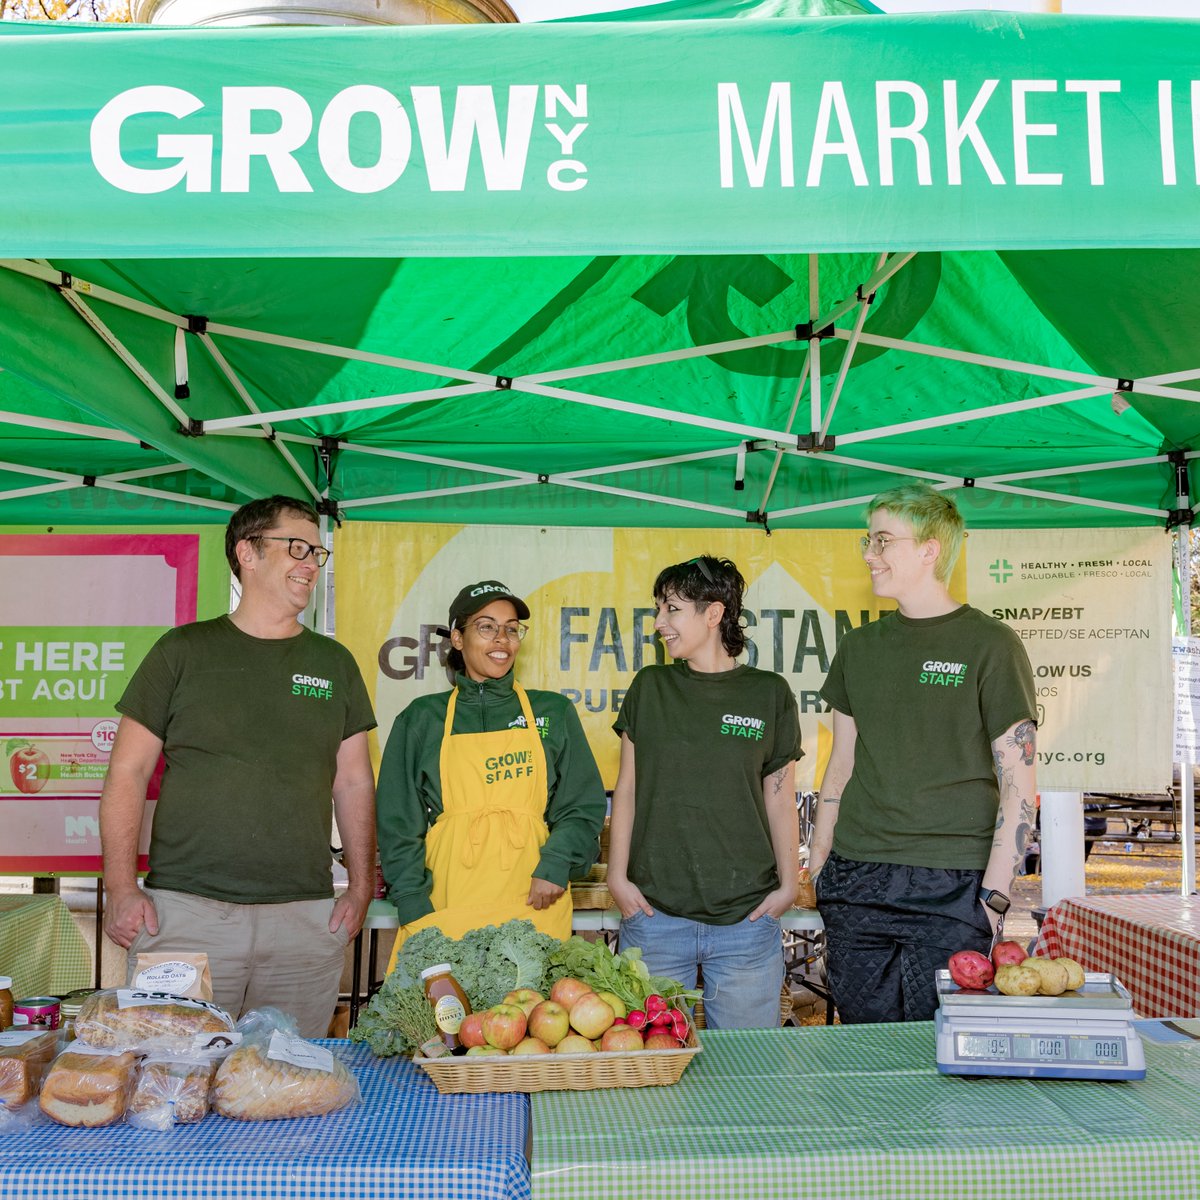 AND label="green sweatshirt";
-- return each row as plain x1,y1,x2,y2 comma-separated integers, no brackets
377,671,606,925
